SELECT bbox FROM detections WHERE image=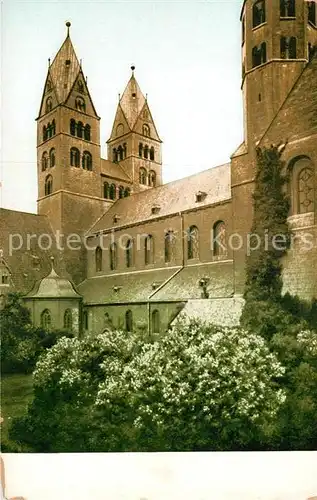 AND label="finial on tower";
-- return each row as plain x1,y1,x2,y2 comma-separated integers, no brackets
131,65,135,75
66,21,71,37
